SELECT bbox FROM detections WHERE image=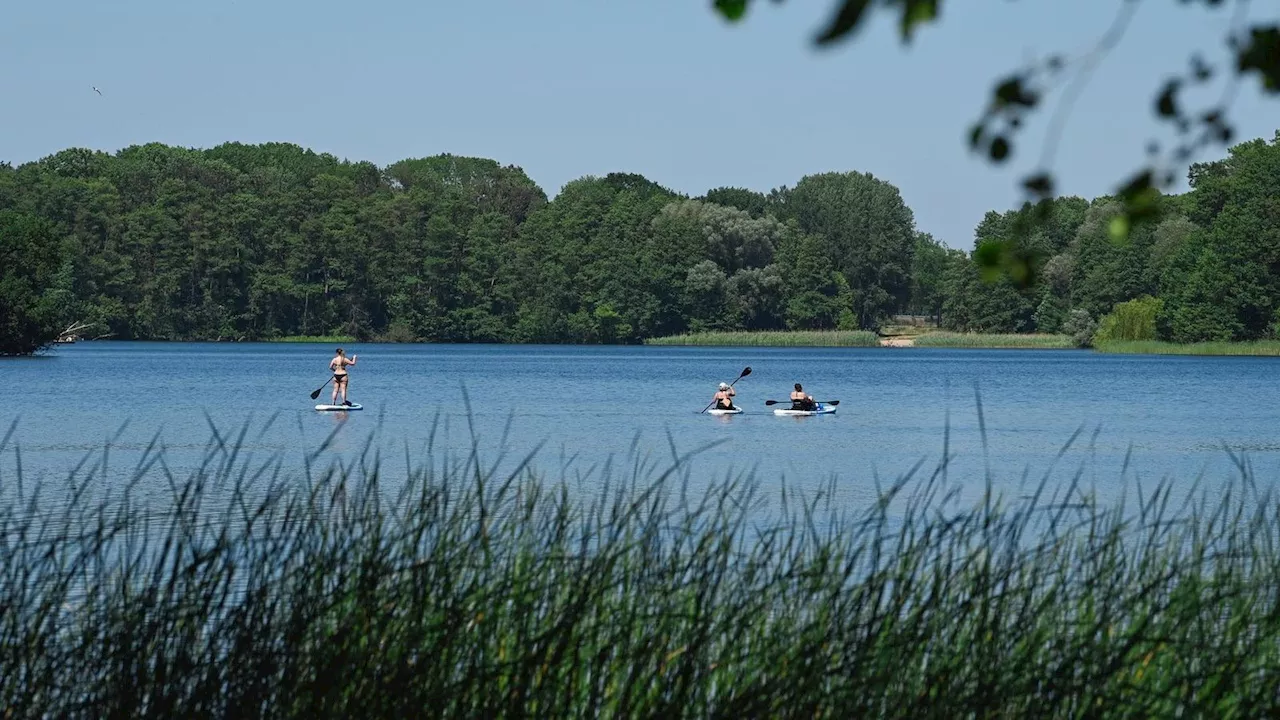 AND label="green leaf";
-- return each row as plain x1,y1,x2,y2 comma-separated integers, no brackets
1155,79,1180,118
1111,169,1161,243
989,136,1011,162
1006,255,1031,287
1236,25,1280,93
974,238,1005,269
714,0,749,21
993,77,1038,108
977,235,1008,280
1190,54,1213,82
900,0,939,43
1117,170,1156,205
1108,215,1130,243
814,0,872,46
968,123,985,150
1022,173,1054,196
